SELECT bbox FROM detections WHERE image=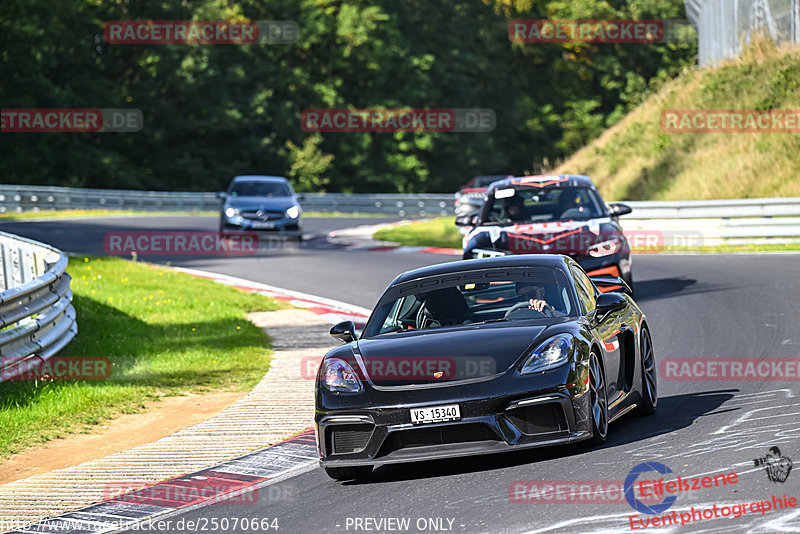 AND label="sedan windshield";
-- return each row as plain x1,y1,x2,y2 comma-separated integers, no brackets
229,180,291,198
363,267,576,337
485,186,604,224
